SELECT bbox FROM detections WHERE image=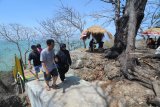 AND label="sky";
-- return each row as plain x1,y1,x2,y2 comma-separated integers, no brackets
0,0,158,39
0,0,114,30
